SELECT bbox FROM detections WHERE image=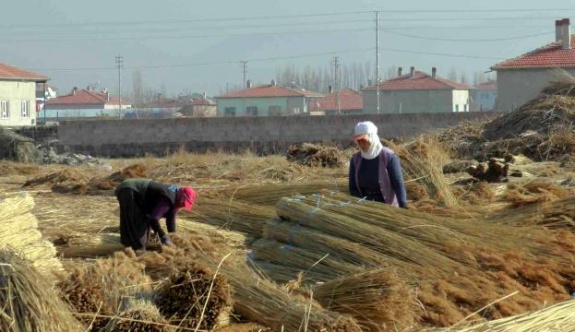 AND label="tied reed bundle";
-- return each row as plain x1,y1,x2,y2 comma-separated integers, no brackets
250,238,363,282
131,241,361,331
427,299,575,332
0,193,63,280
218,257,362,332
155,263,232,331
387,135,458,207
185,197,275,237
263,219,402,276
58,252,153,330
217,180,347,206
312,269,415,332
275,195,459,277
103,298,174,332
0,249,83,332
